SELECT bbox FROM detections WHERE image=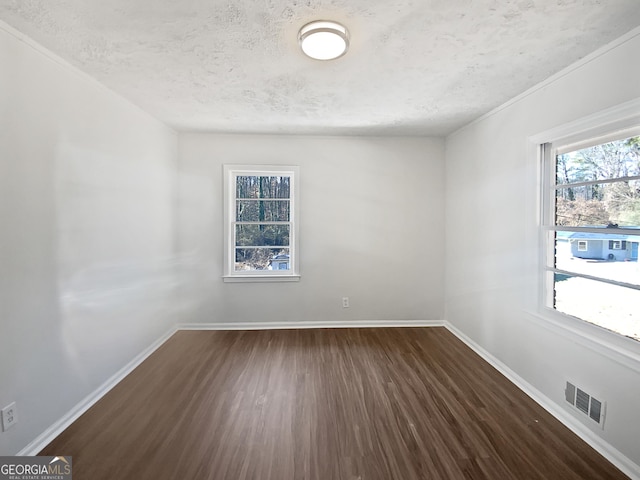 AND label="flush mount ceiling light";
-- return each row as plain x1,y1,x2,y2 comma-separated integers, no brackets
298,21,349,60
